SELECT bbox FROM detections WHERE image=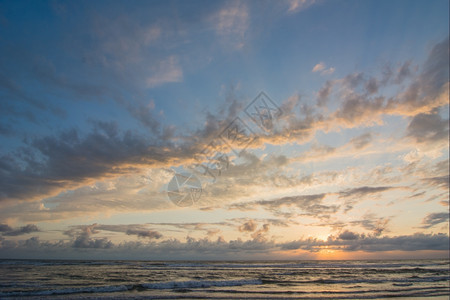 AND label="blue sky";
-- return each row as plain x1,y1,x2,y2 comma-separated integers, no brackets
0,0,448,260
